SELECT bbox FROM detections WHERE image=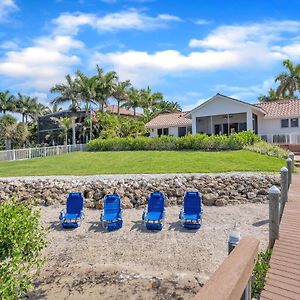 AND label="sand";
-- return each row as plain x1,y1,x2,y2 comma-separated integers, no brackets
27,203,269,300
